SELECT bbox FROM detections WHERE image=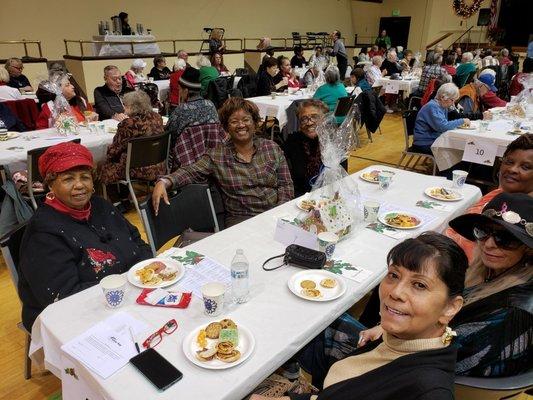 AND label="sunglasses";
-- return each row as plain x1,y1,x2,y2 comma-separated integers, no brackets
473,226,523,250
